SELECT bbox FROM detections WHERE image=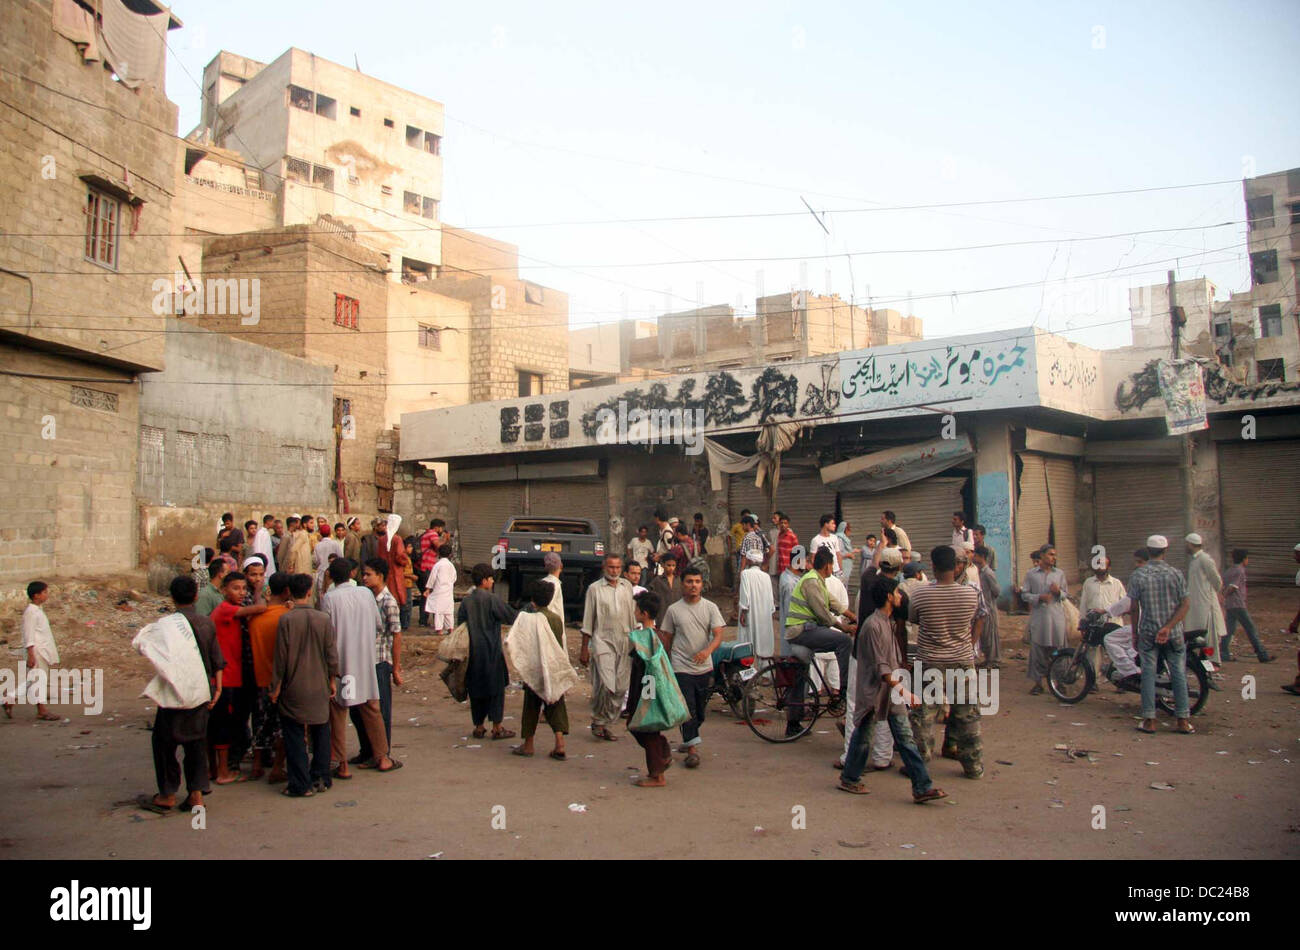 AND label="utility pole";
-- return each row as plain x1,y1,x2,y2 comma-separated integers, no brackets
1169,271,1196,539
